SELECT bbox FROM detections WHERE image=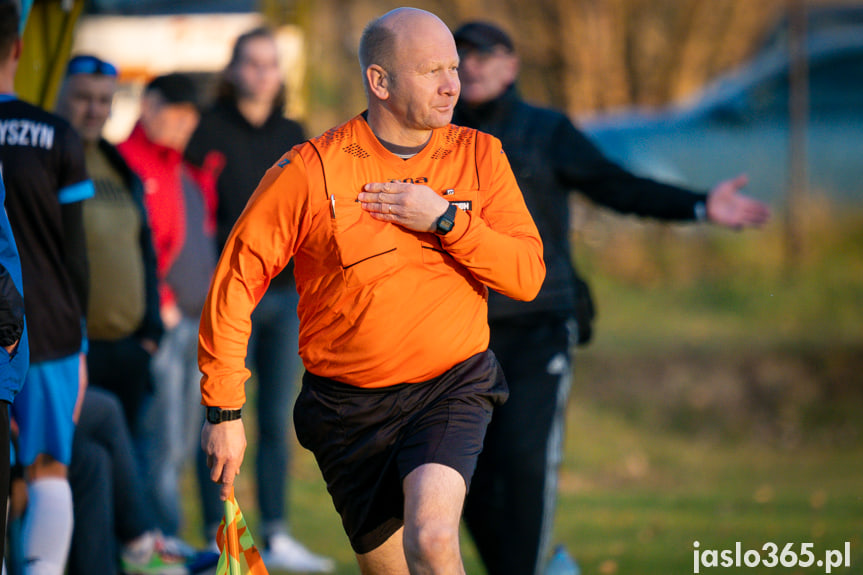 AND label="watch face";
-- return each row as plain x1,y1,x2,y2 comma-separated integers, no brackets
436,204,457,234
206,407,223,424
